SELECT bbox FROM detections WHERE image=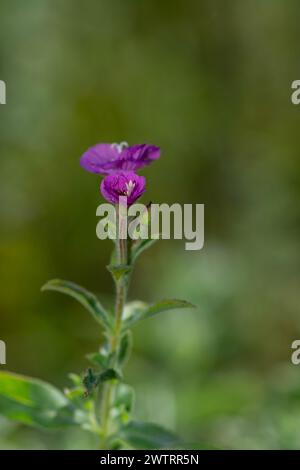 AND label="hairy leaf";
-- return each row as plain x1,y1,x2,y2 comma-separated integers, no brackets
41,279,111,330
123,299,195,329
